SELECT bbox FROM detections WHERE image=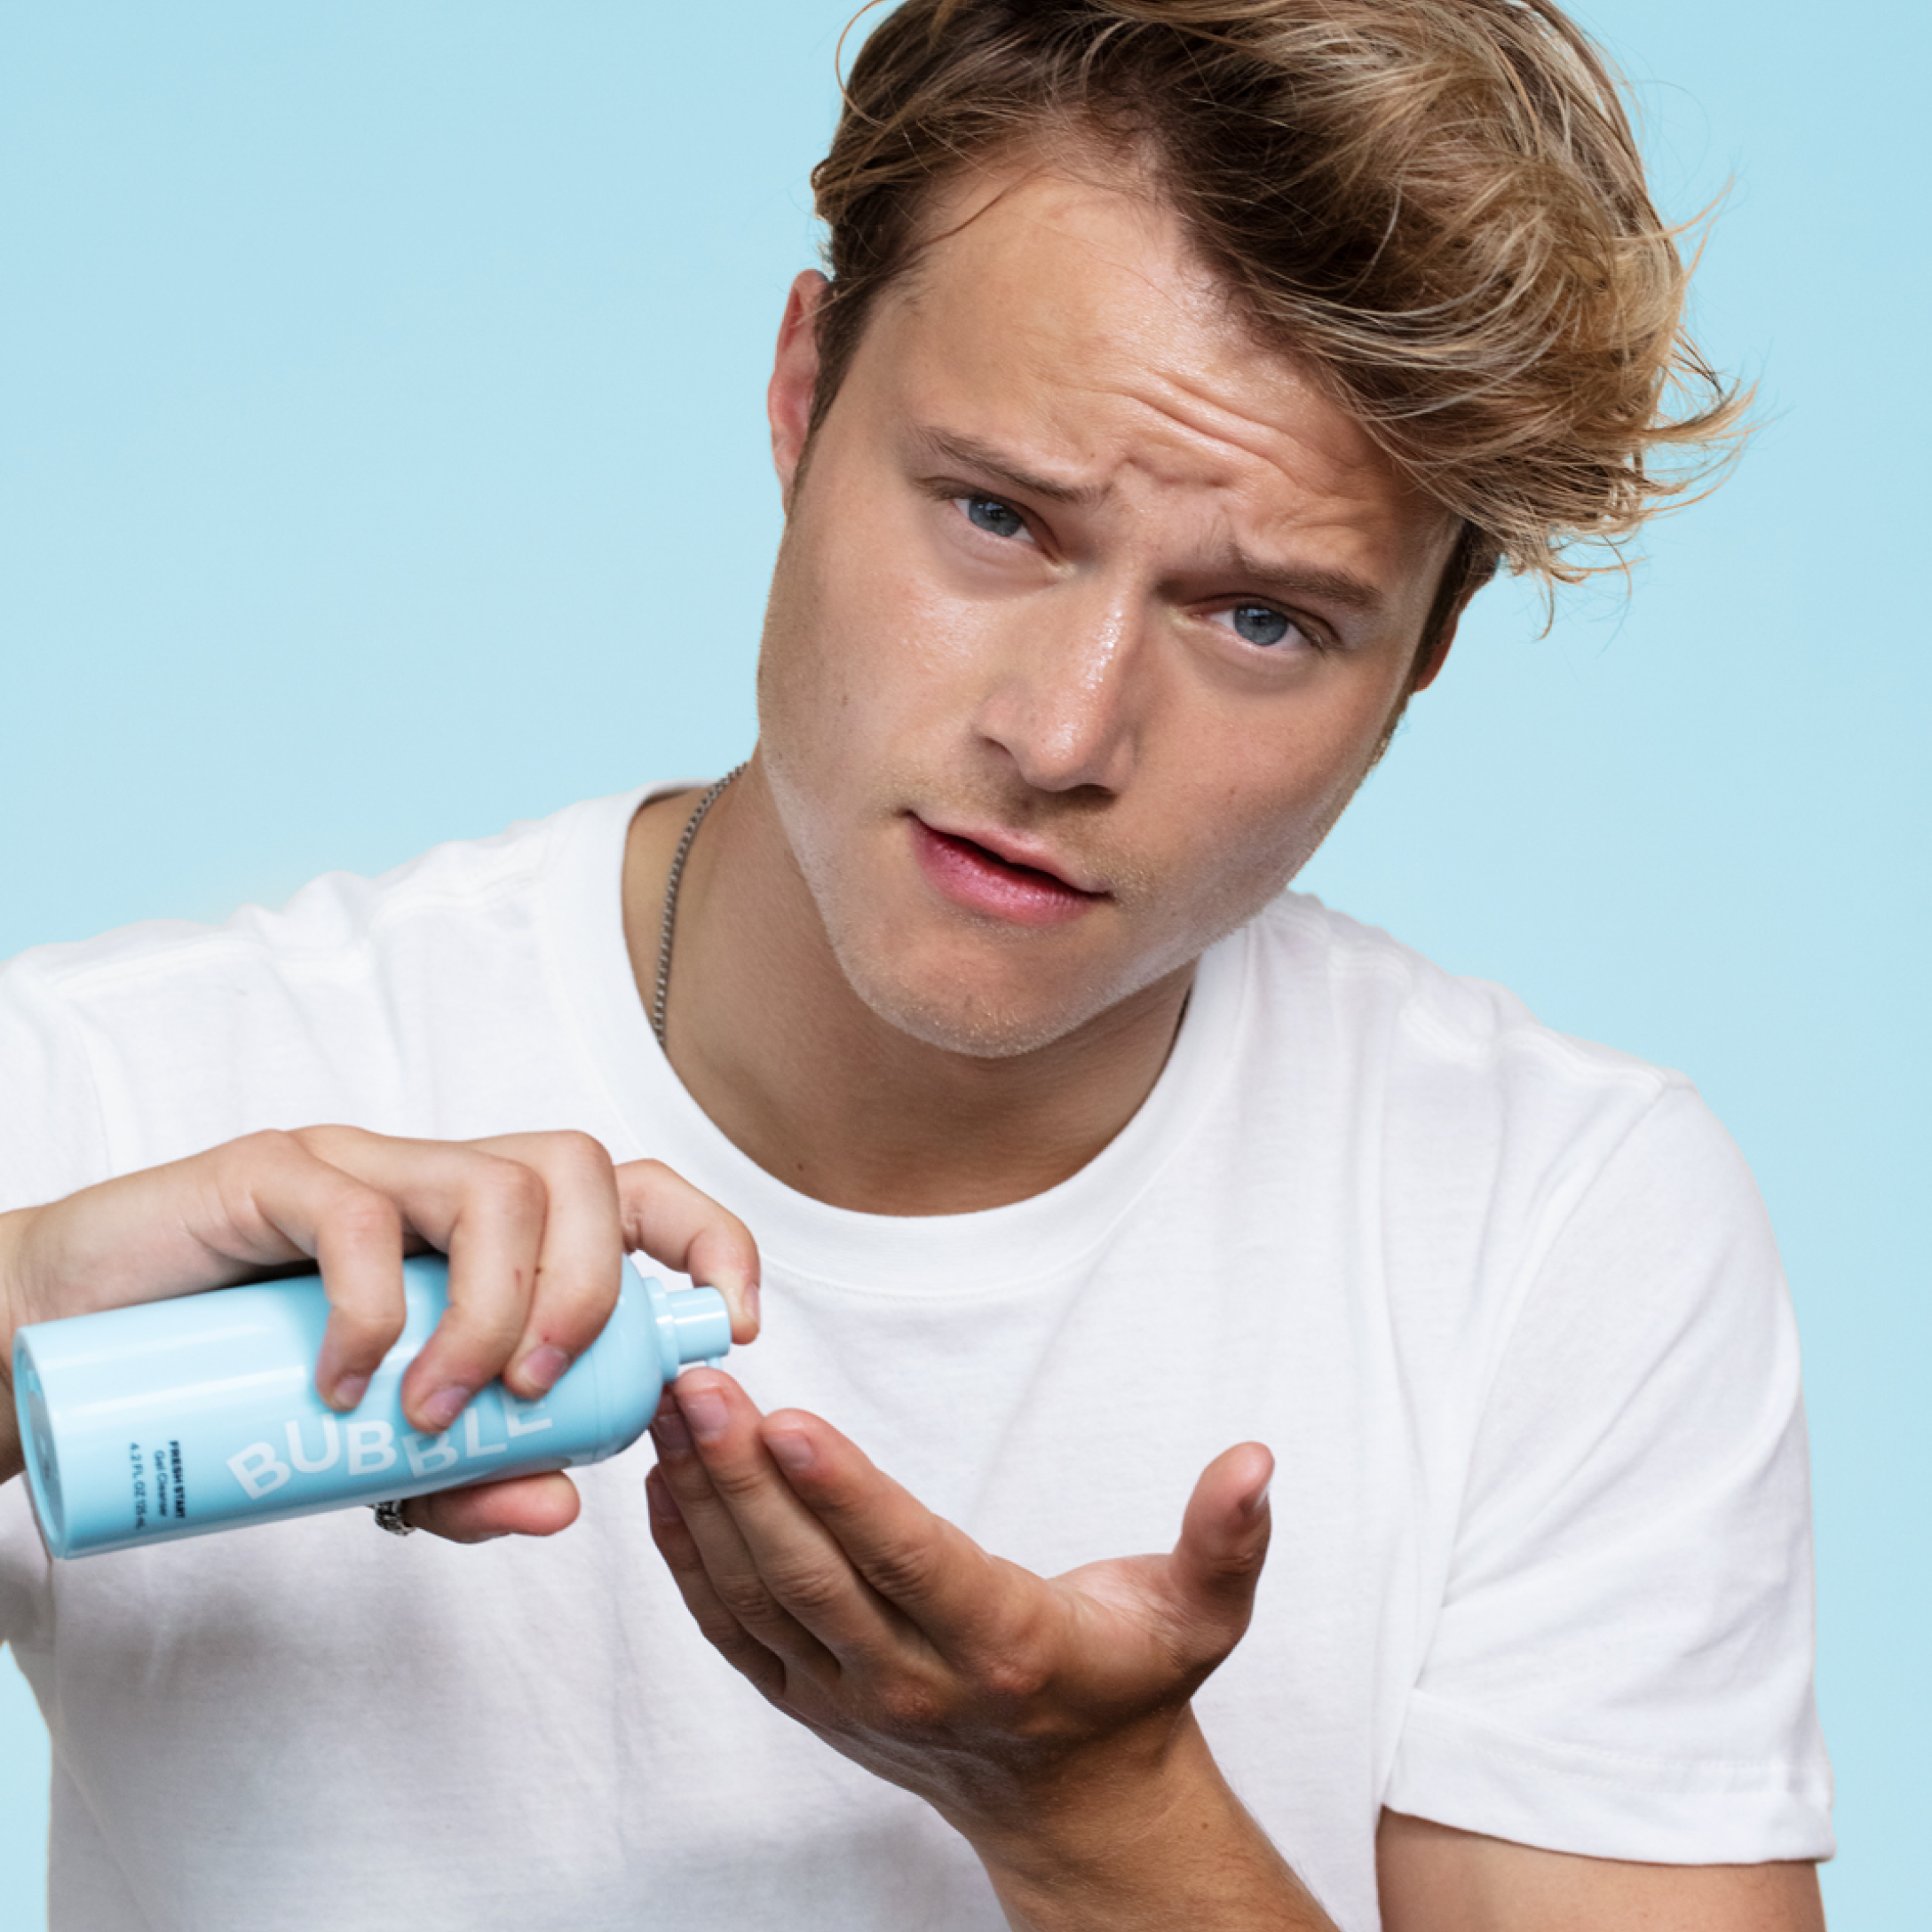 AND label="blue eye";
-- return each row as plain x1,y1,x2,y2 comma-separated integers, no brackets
963,495,1026,540
1228,604,1293,647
